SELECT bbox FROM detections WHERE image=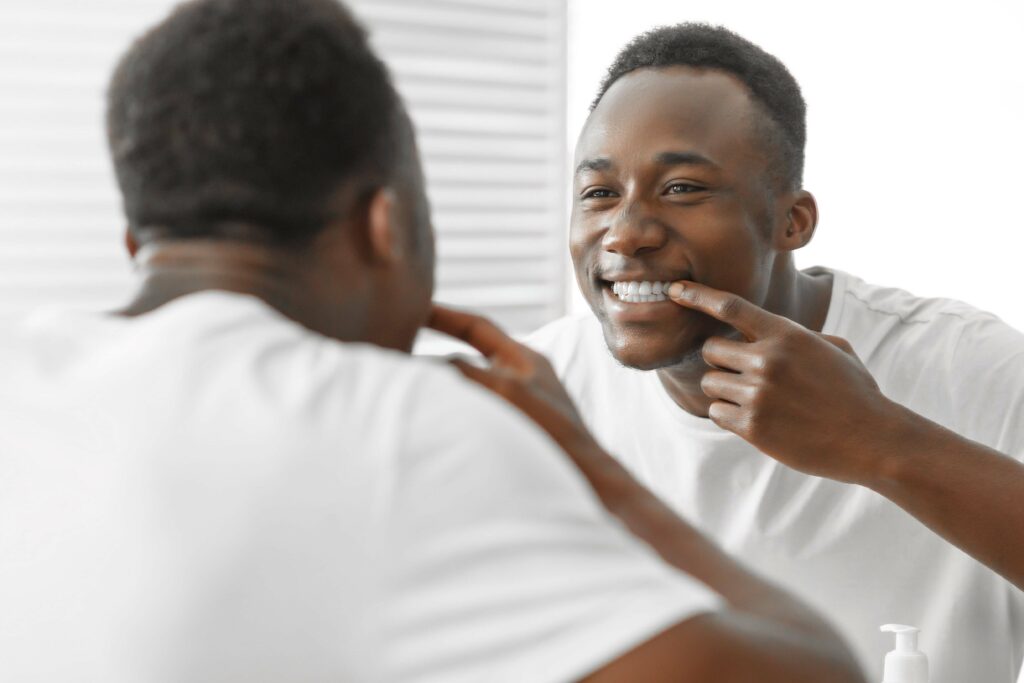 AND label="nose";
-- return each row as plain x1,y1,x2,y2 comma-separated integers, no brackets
600,201,667,257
